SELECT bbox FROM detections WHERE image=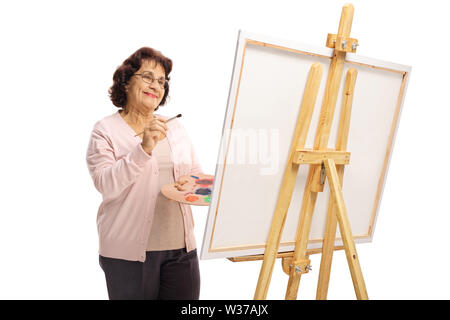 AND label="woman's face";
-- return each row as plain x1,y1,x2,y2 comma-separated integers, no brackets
125,59,166,113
